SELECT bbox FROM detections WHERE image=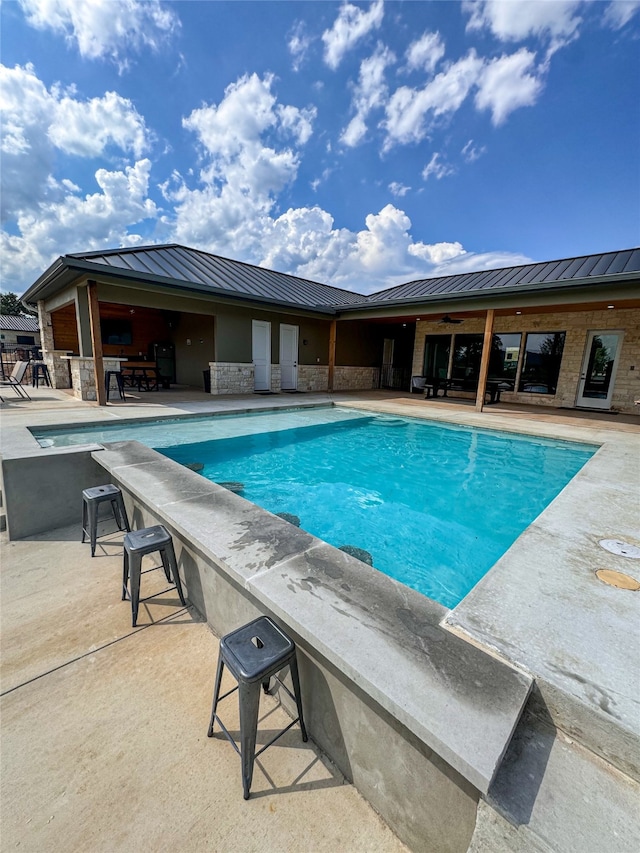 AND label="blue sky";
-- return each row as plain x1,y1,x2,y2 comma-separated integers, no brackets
2,0,639,296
